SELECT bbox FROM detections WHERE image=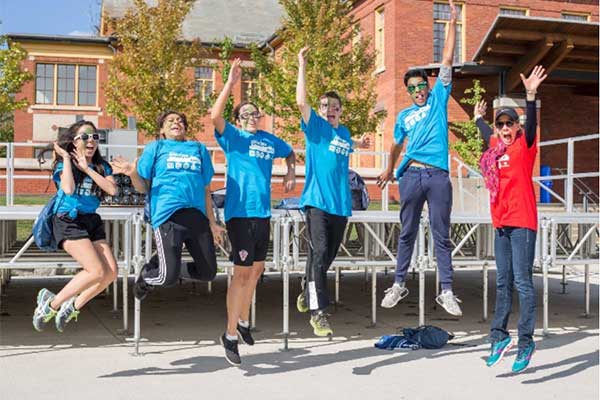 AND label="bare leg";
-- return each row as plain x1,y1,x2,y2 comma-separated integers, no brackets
226,266,252,336
74,240,118,310
239,261,265,322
